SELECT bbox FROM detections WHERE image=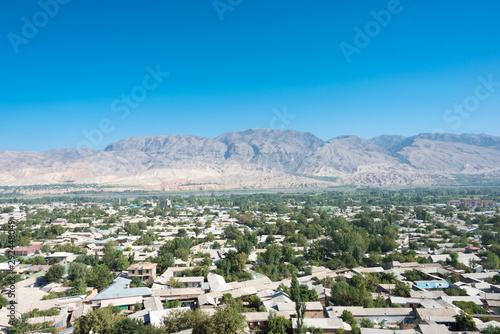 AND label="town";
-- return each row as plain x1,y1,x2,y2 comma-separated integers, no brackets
0,189,499,334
